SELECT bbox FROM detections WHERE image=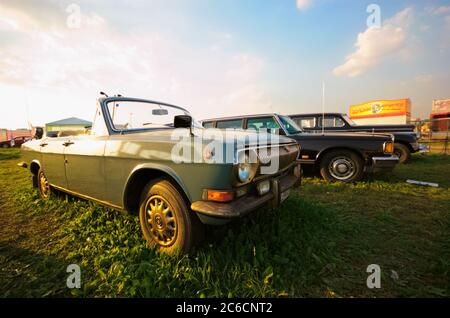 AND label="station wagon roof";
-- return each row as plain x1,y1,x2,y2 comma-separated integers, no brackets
289,113,346,117
202,113,280,122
